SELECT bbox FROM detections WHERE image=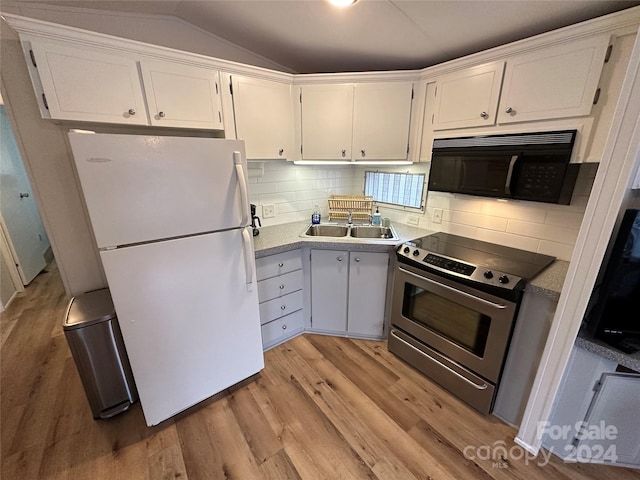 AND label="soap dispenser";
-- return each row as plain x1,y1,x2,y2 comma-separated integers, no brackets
372,206,381,226
312,204,322,224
